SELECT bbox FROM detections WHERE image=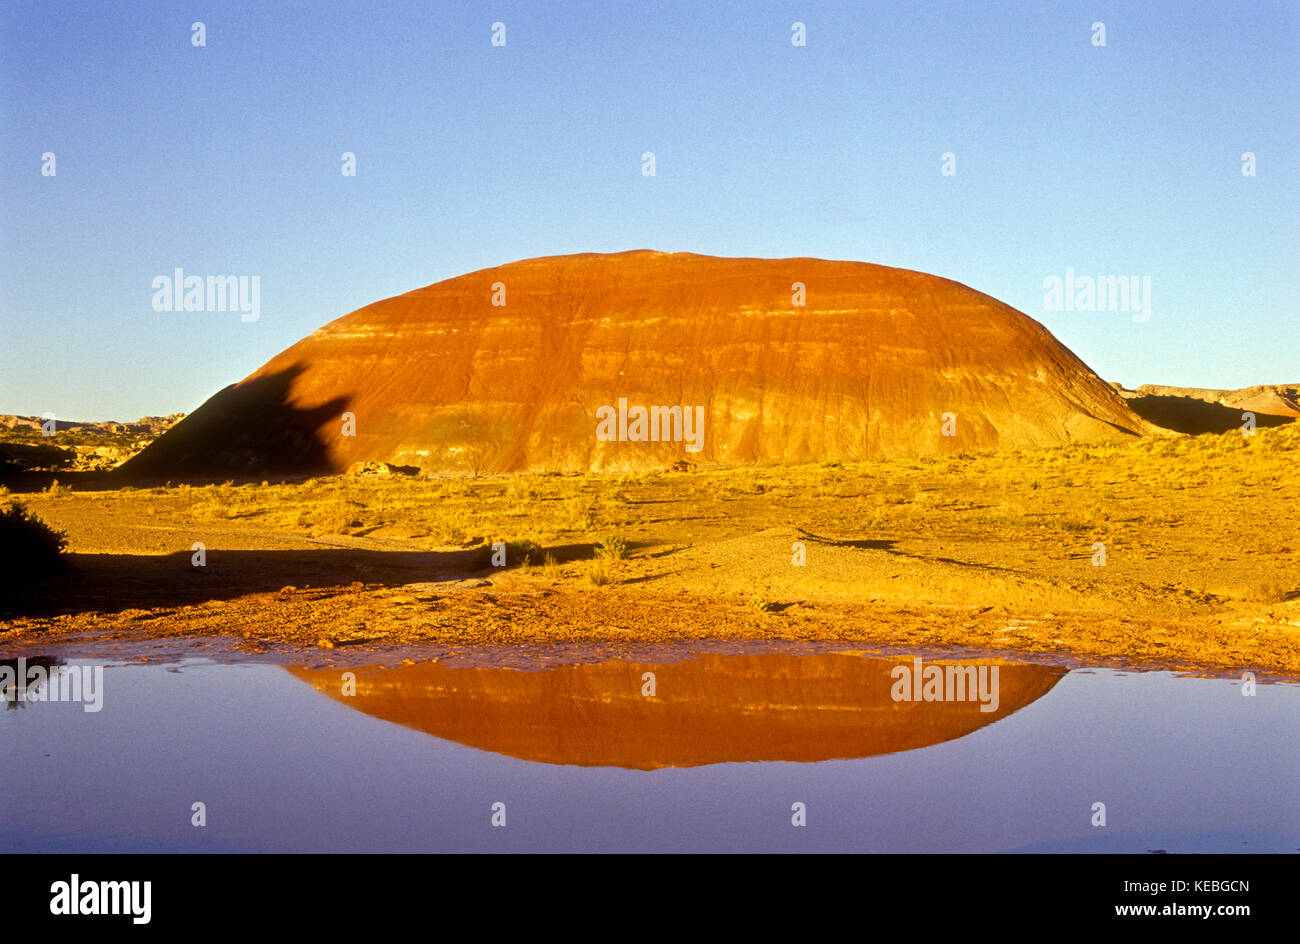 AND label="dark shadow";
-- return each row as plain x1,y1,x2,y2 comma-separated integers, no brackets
616,569,689,586
0,442,74,474
795,528,1024,574
113,364,351,483
0,546,484,620
643,545,688,560
544,542,598,564
1127,395,1296,435
0,469,131,494
796,528,896,551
